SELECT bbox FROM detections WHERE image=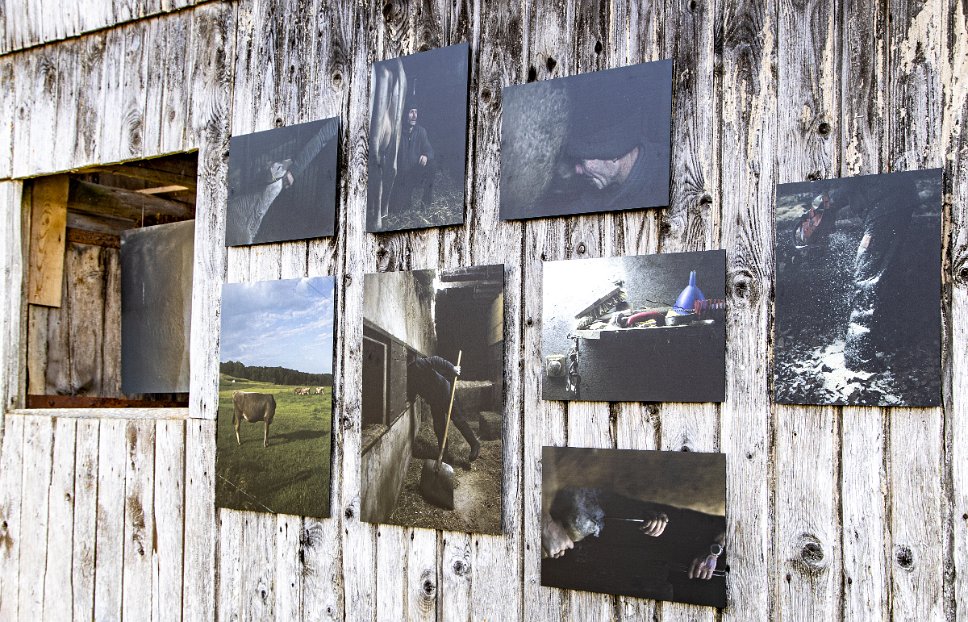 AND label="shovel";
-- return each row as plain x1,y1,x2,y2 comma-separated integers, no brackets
419,350,462,510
